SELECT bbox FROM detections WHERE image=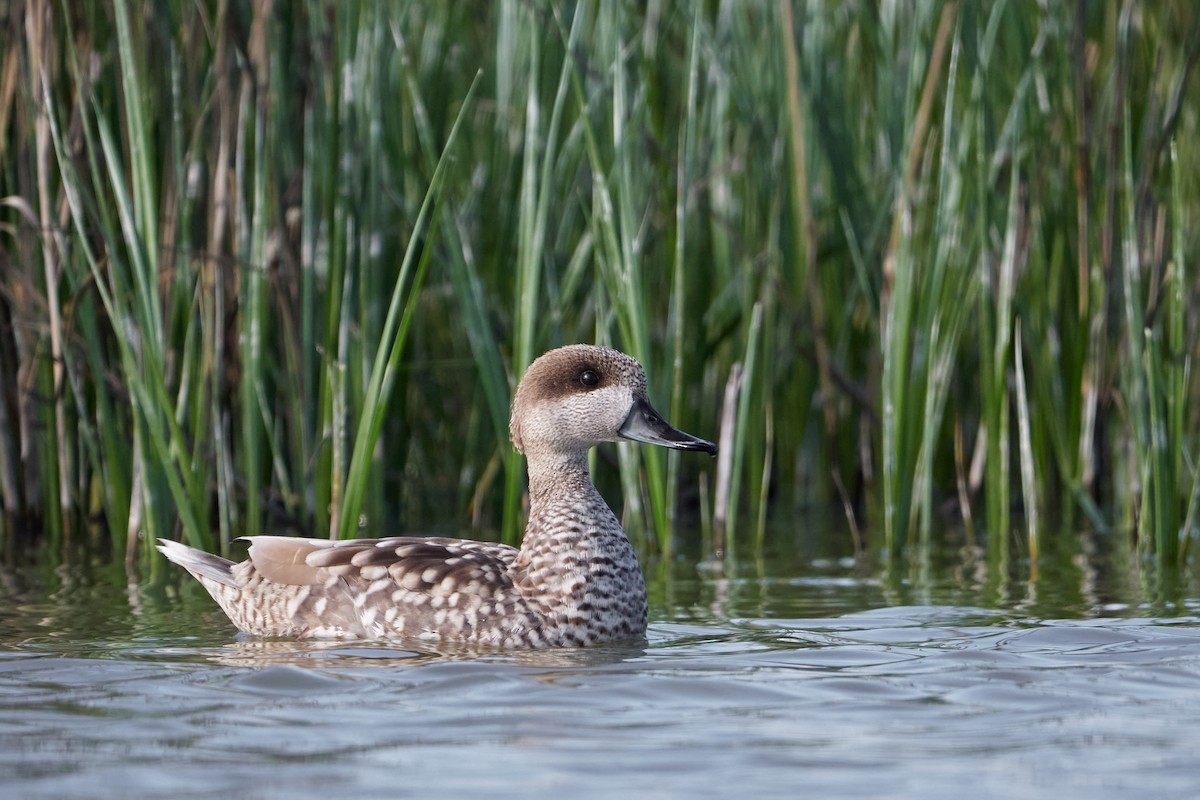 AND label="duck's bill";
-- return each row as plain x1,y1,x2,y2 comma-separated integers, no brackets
619,396,718,455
